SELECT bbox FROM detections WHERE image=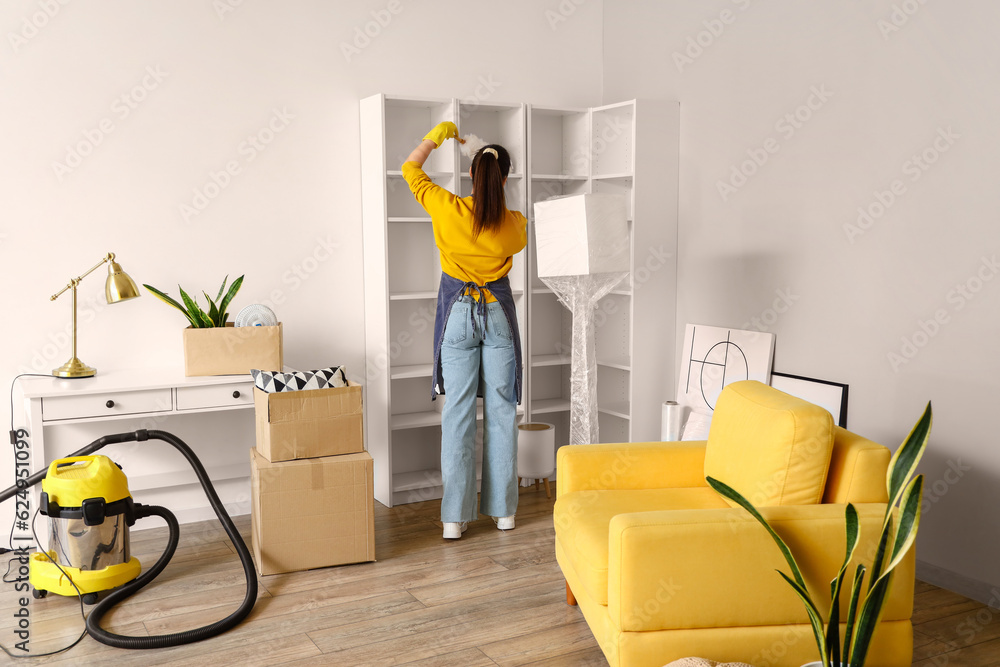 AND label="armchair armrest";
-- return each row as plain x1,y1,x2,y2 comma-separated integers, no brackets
556,442,708,498
607,503,915,633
